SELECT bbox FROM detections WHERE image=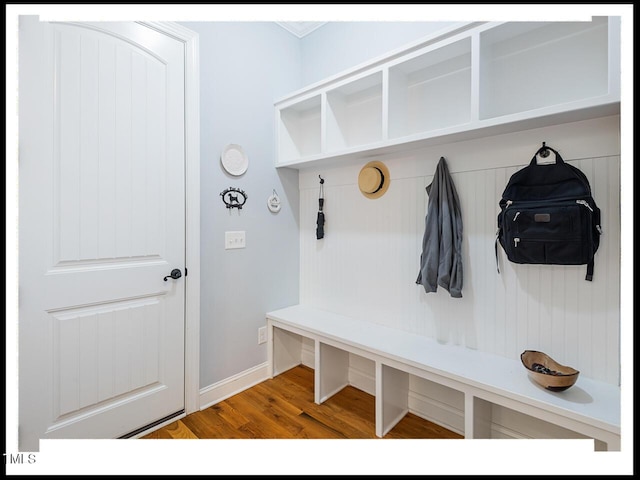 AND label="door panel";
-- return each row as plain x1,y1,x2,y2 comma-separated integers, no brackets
55,25,170,266
19,17,186,451
52,296,163,417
